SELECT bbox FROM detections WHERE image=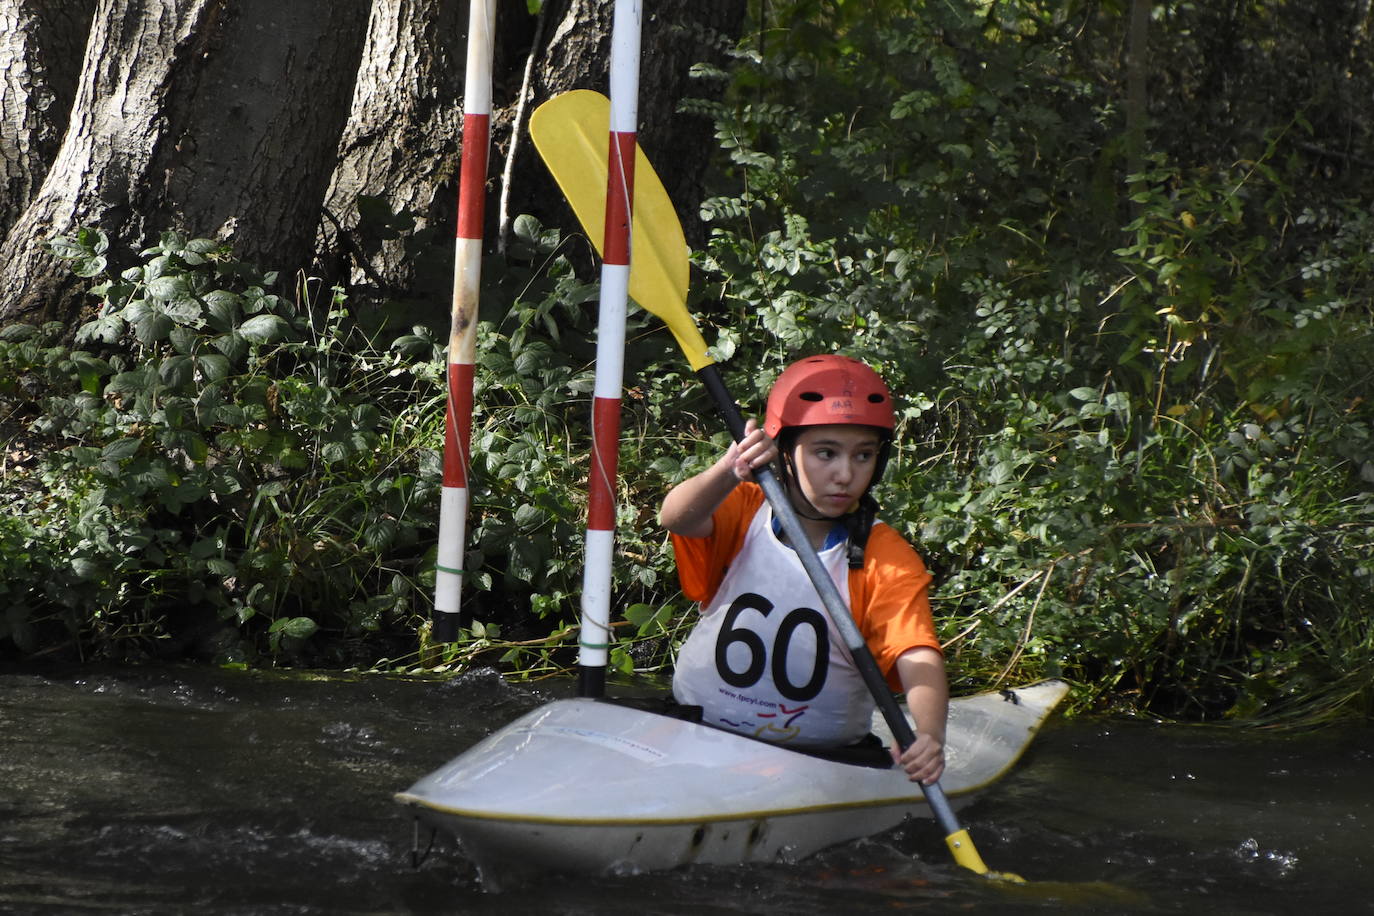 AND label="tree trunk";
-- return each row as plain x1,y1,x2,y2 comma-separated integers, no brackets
0,0,372,325
315,0,746,303
0,0,97,238
0,0,745,327
318,0,467,297
1126,0,1150,183
524,0,746,252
